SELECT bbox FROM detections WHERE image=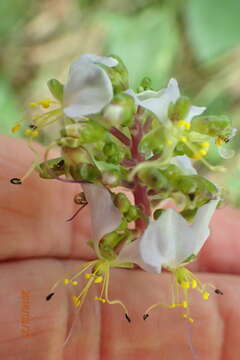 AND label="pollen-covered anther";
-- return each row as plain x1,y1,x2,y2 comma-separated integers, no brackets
181,301,188,309
94,276,103,284
169,303,177,309
182,314,194,323
191,280,197,289
177,120,191,130
201,141,210,149
30,99,58,109
11,123,21,133
64,278,69,285
199,149,208,156
202,291,210,300
181,281,190,289
94,296,106,303
85,273,93,279
71,281,78,286
166,140,173,146
180,136,187,143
